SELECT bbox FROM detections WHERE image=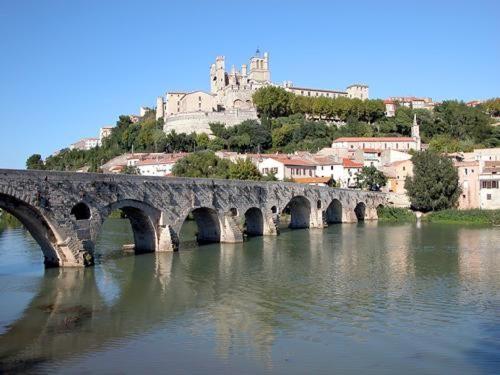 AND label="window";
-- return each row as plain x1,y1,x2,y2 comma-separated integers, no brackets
465,168,468,175
481,180,499,189
487,194,492,200
331,166,333,170
402,166,406,171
